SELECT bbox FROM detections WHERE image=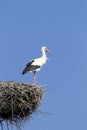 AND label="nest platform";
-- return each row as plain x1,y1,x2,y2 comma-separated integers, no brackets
0,81,44,130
